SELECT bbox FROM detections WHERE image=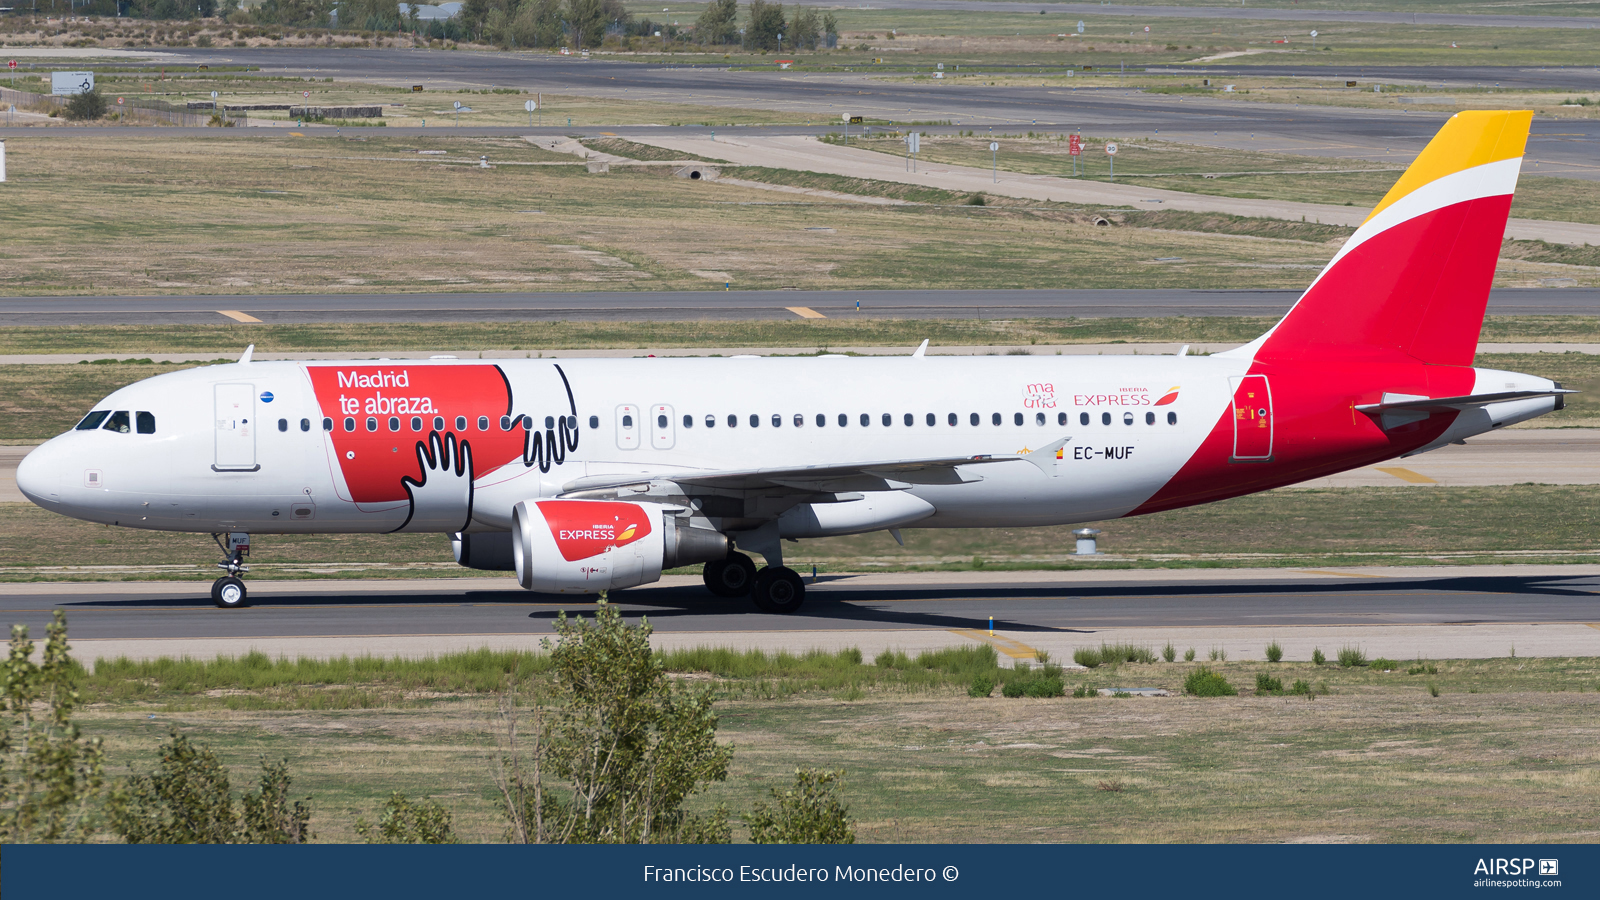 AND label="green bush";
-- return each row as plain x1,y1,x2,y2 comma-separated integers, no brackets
1072,683,1093,698
1369,658,1399,672
1408,662,1439,676
1099,643,1158,665
967,675,994,698
1001,679,1026,698
1161,642,1176,663
1427,681,1440,697
1337,646,1368,668
1024,676,1065,698
64,89,108,121
1289,679,1312,696
1182,667,1237,697
1254,673,1283,693
1183,648,1196,662
966,193,986,205
109,730,311,844
355,793,456,844
745,768,855,844
1265,641,1283,663
1208,646,1227,662
1311,648,1326,666
1073,647,1103,669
